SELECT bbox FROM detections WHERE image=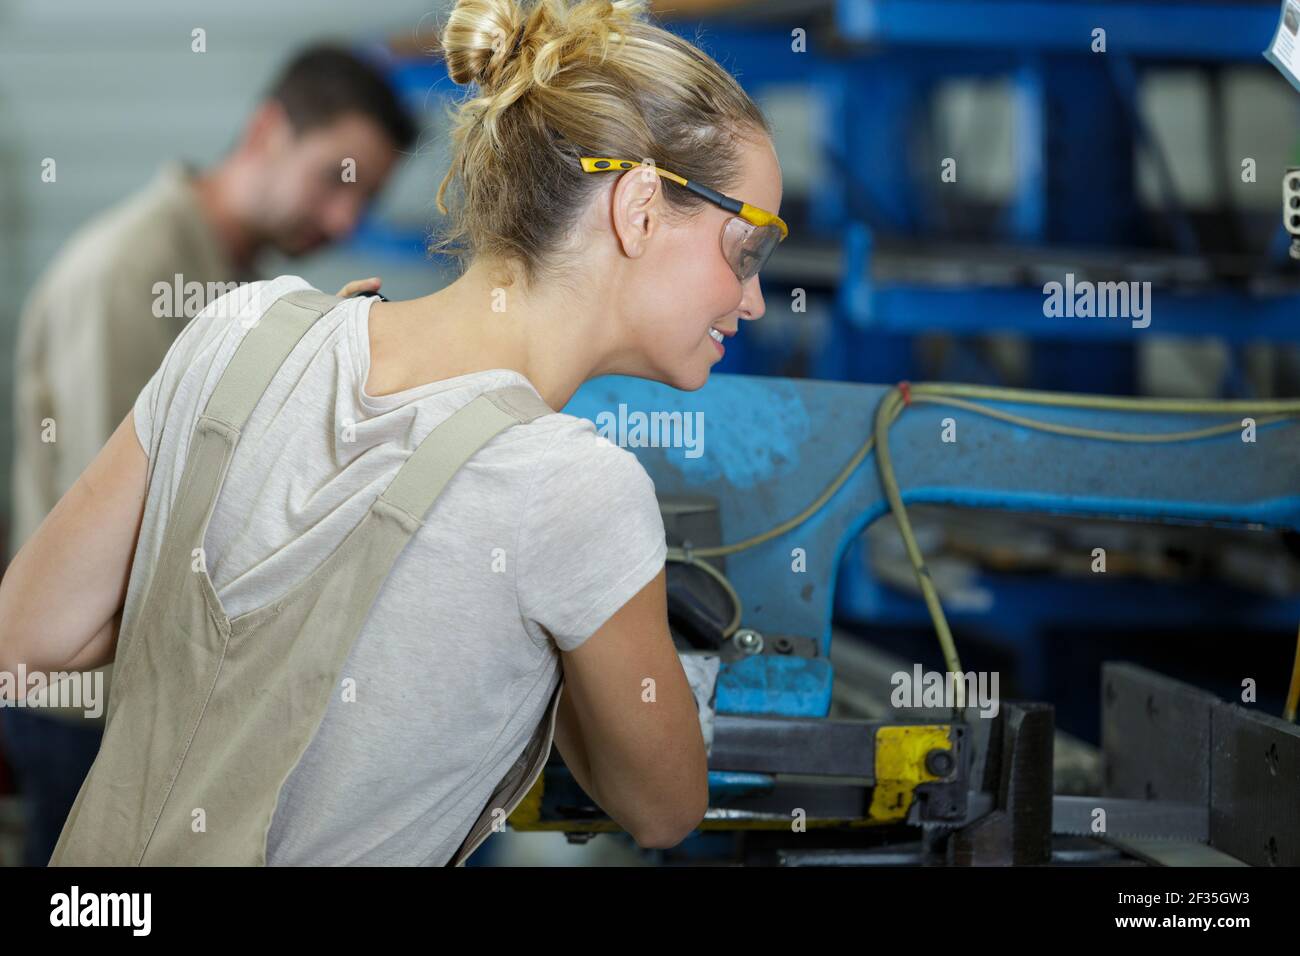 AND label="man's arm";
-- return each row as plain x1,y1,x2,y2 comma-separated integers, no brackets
0,411,149,685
